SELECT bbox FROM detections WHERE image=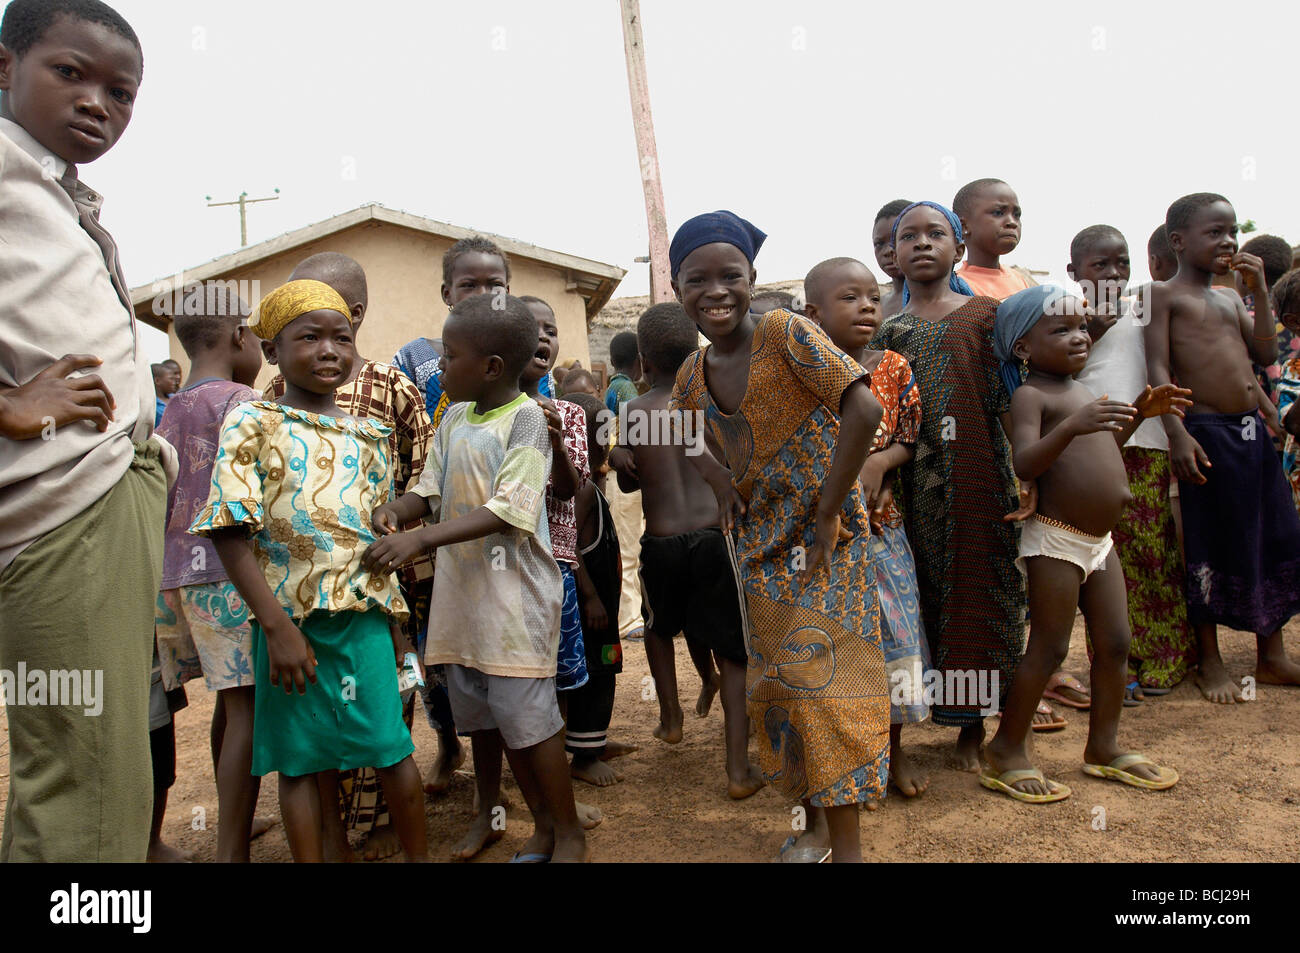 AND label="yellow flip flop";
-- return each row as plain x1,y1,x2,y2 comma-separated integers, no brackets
1082,753,1179,790
978,767,1071,804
